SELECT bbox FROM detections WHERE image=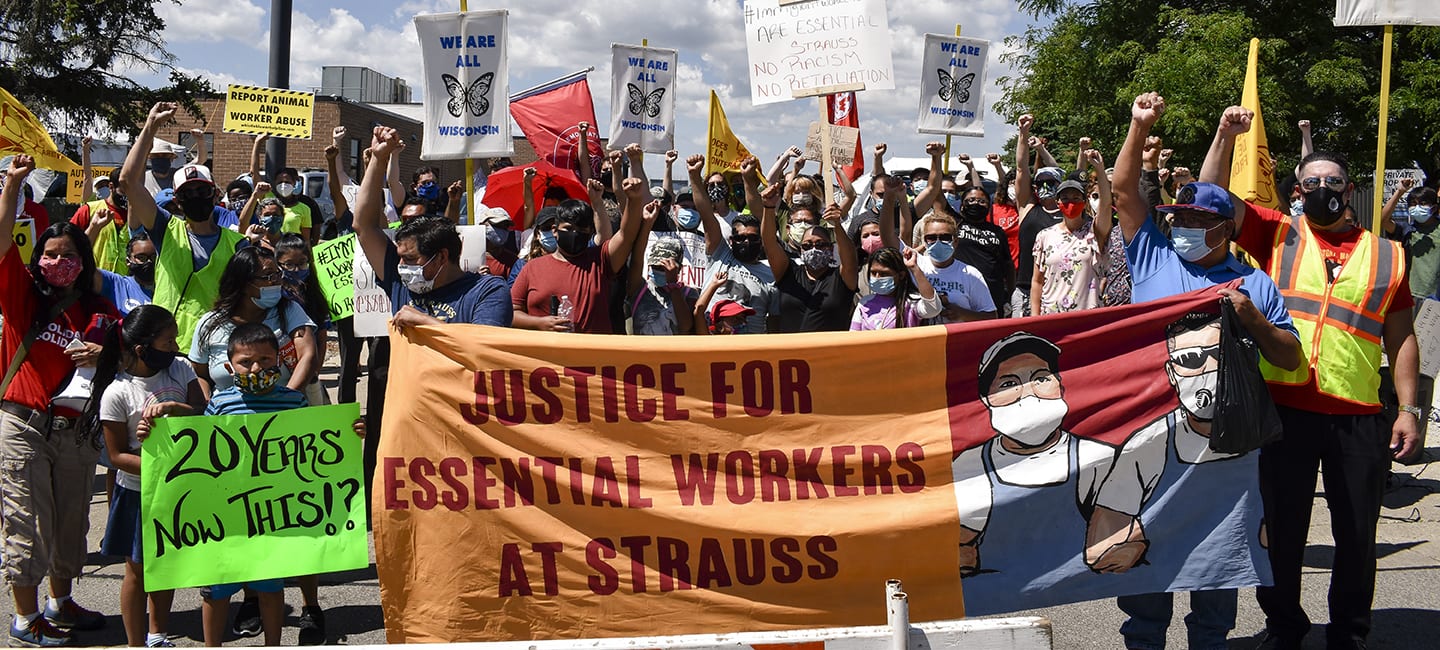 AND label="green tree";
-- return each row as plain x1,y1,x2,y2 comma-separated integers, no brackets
0,0,211,149
998,0,1440,184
